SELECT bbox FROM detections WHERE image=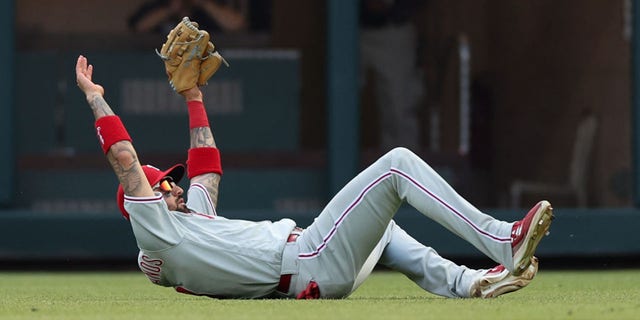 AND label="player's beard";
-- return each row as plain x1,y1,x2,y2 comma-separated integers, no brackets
177,204,189,213
176,197,189,213
165,196,189,213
